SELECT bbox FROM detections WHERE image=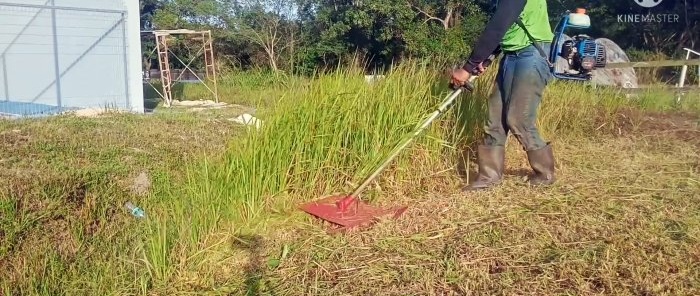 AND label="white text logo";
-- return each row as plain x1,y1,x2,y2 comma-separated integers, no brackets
635,0,663,8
